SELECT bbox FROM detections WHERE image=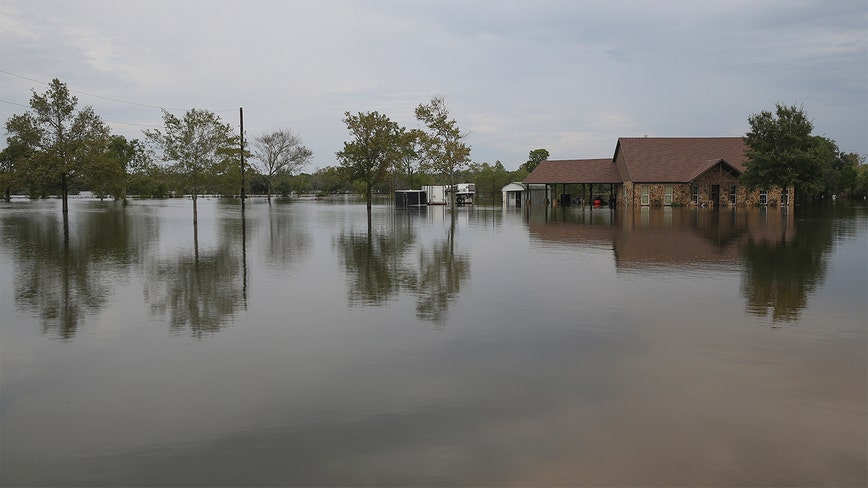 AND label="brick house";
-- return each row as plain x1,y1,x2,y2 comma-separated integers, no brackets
523,137,793,209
